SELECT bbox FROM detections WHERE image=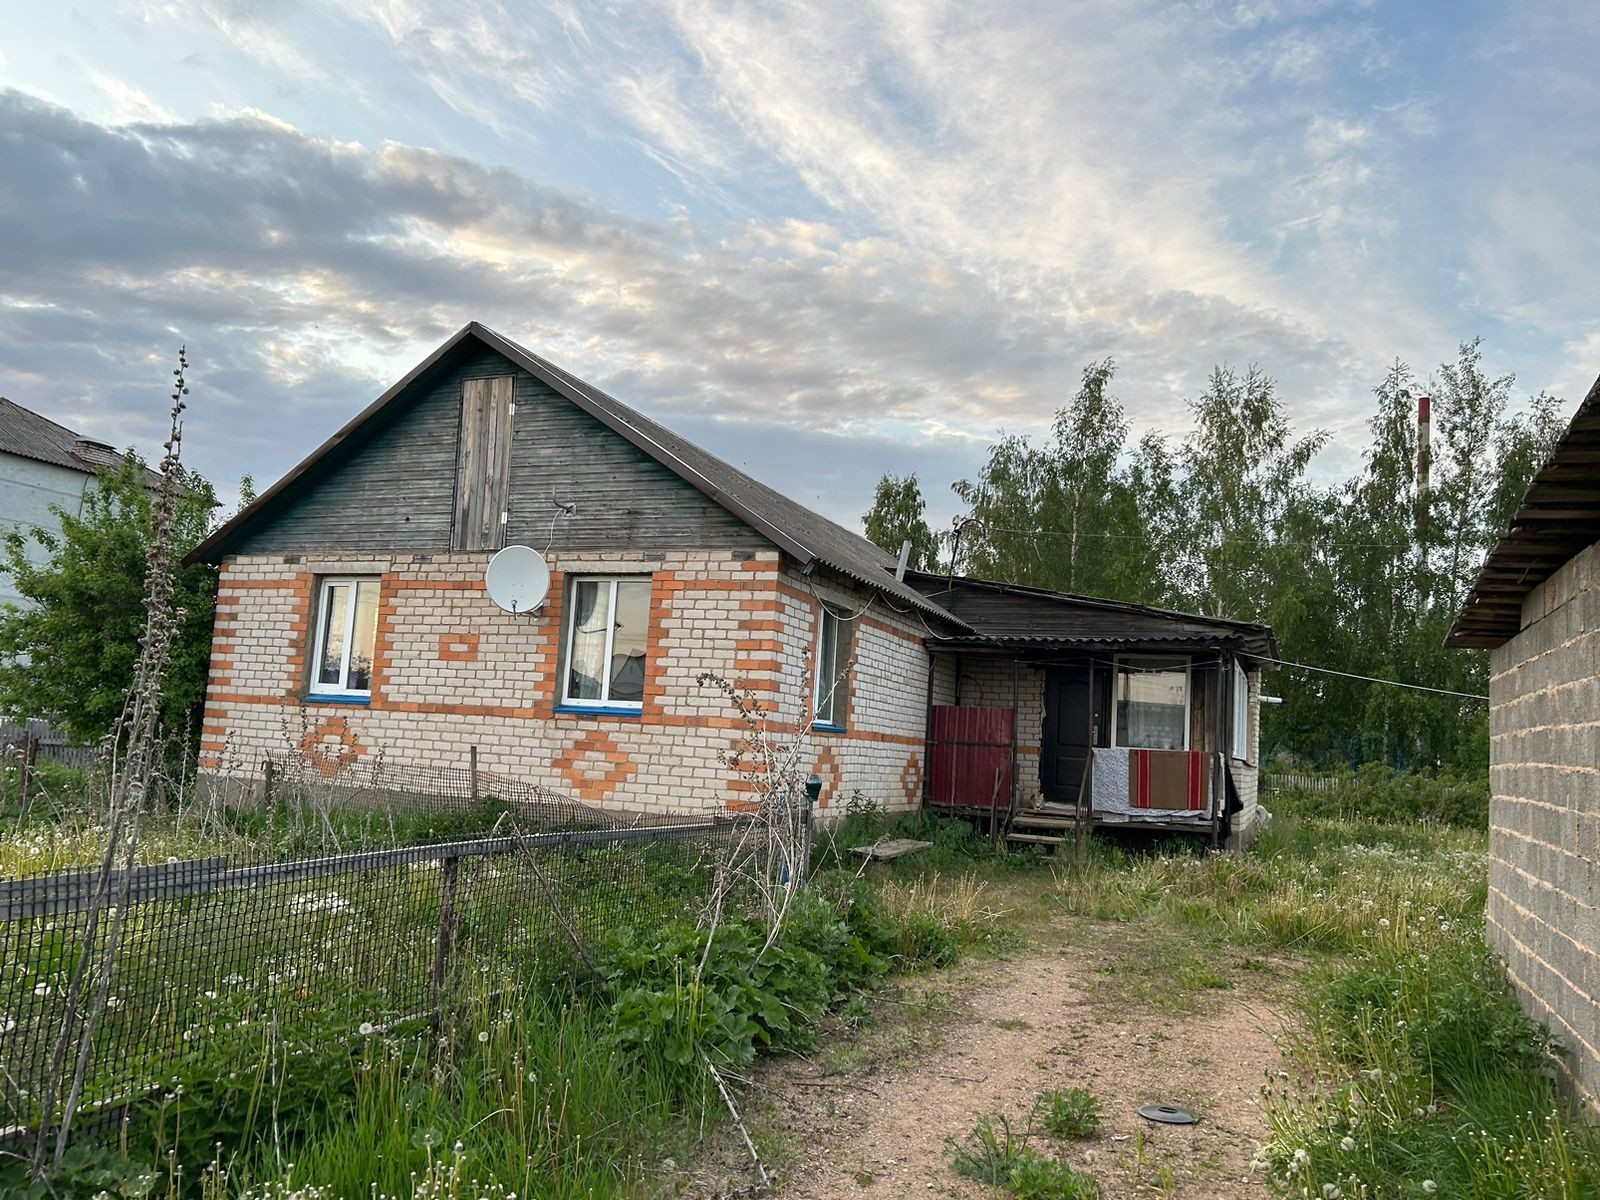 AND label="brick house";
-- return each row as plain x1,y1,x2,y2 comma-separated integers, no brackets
1449,372,1600,1107
191,322,1273,842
